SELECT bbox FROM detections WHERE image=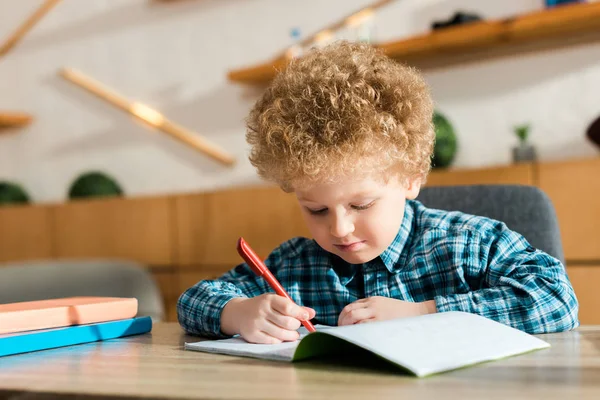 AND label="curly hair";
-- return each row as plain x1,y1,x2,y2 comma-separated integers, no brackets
246,41,434,192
